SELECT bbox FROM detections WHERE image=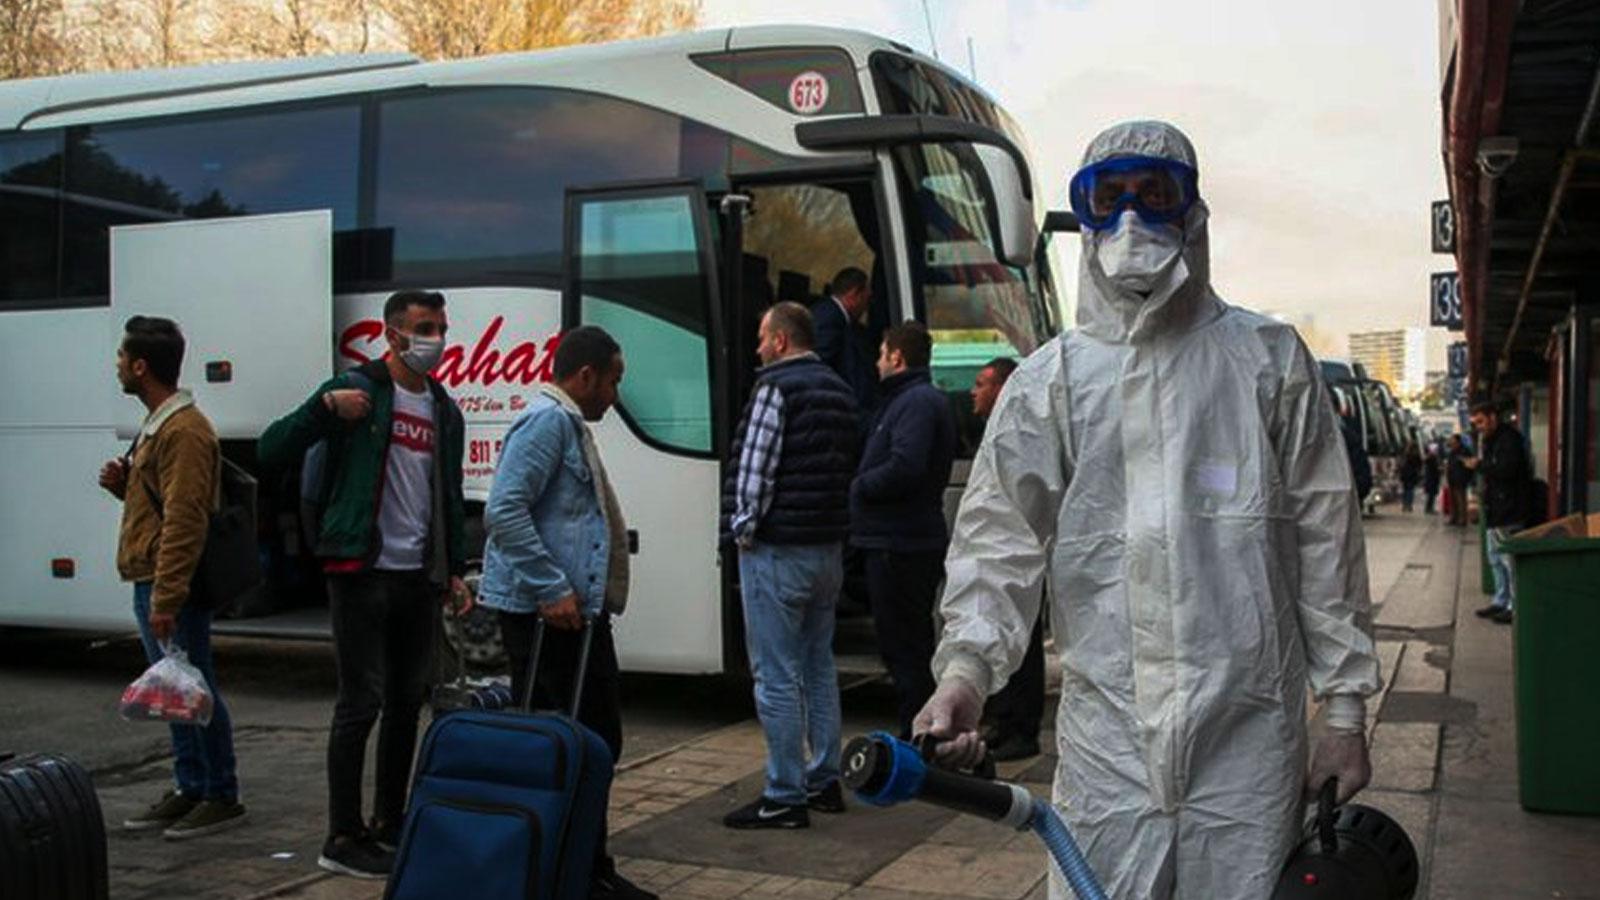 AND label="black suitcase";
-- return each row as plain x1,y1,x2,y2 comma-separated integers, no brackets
0,752,110,900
